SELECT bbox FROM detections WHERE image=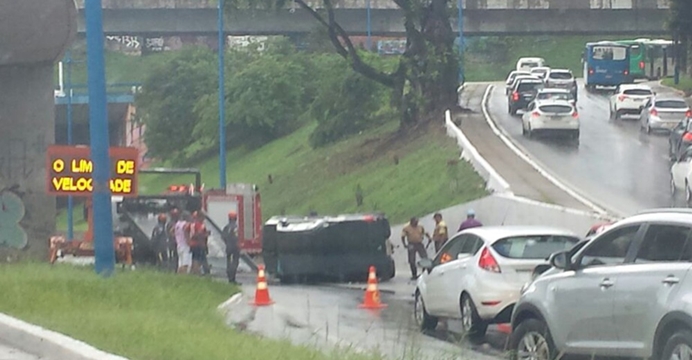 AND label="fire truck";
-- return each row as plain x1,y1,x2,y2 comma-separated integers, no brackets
49,168,261,268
